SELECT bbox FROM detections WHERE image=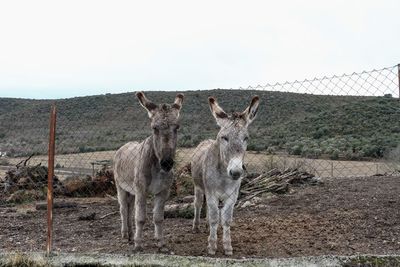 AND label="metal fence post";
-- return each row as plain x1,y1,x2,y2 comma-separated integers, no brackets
47,104,57,255
398,64,400,98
